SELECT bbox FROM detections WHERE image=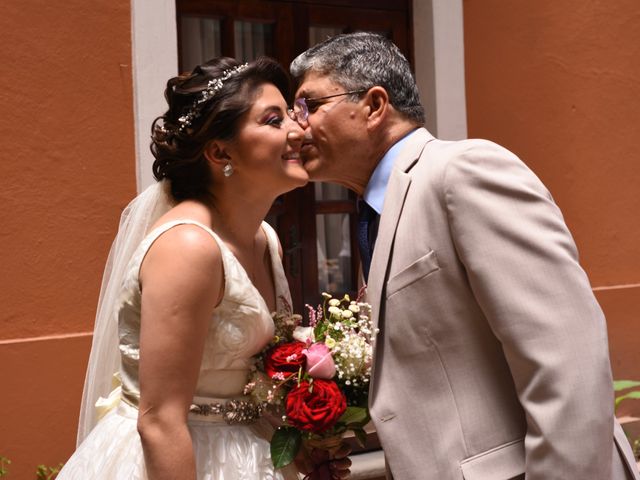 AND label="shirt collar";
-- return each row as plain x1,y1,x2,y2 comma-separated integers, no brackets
363,129,418,214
